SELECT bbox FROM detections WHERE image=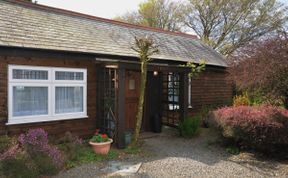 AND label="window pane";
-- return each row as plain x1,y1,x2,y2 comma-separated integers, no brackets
55,71,84,81
167,73,180,110
13,69,48,80
129,79,135,90
13,86,48,117
55,87,83,114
